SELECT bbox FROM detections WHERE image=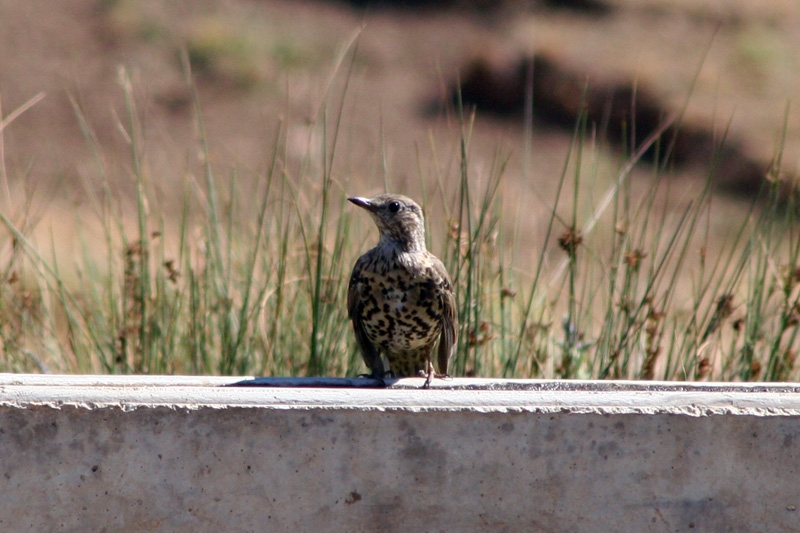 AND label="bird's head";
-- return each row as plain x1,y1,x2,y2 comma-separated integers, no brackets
348,194,427,252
